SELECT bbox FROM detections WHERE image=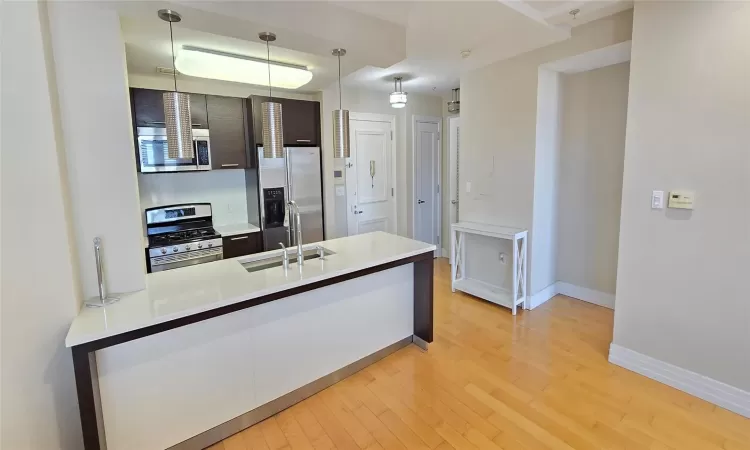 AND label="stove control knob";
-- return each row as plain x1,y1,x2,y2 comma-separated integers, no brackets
197,243,203,249
185,244,191,251
161,248,167,255
207,242,213,248
172,246,178,253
